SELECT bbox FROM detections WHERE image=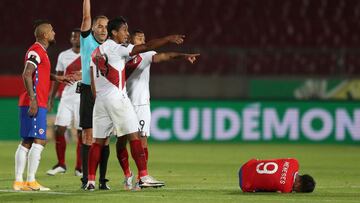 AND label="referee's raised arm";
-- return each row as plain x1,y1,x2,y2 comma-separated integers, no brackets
81,0,91,32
